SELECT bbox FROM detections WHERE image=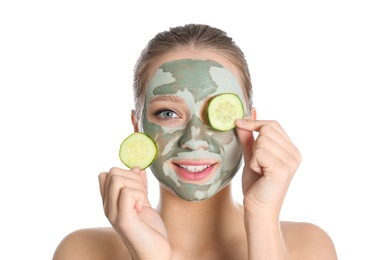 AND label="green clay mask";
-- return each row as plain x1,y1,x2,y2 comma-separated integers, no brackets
142,59,247,201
